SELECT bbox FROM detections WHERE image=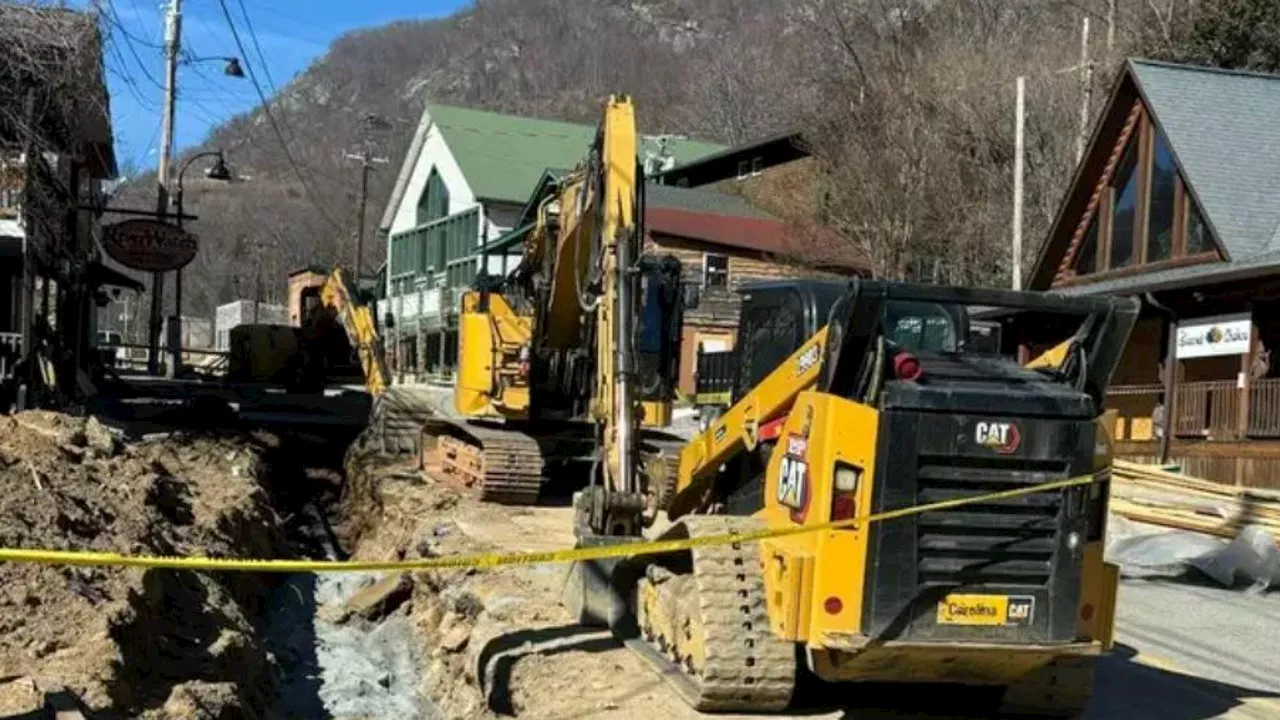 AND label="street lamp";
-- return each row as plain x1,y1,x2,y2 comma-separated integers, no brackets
183,54,245,78
168,149,235,377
